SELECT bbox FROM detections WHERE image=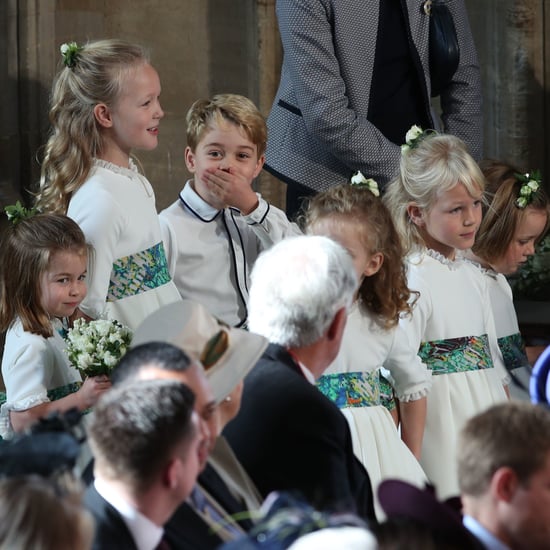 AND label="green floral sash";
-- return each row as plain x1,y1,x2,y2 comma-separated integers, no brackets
379,372,397,412
418,334,493,375
317,371,380,408
107,241,171,301
498,332,529,371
